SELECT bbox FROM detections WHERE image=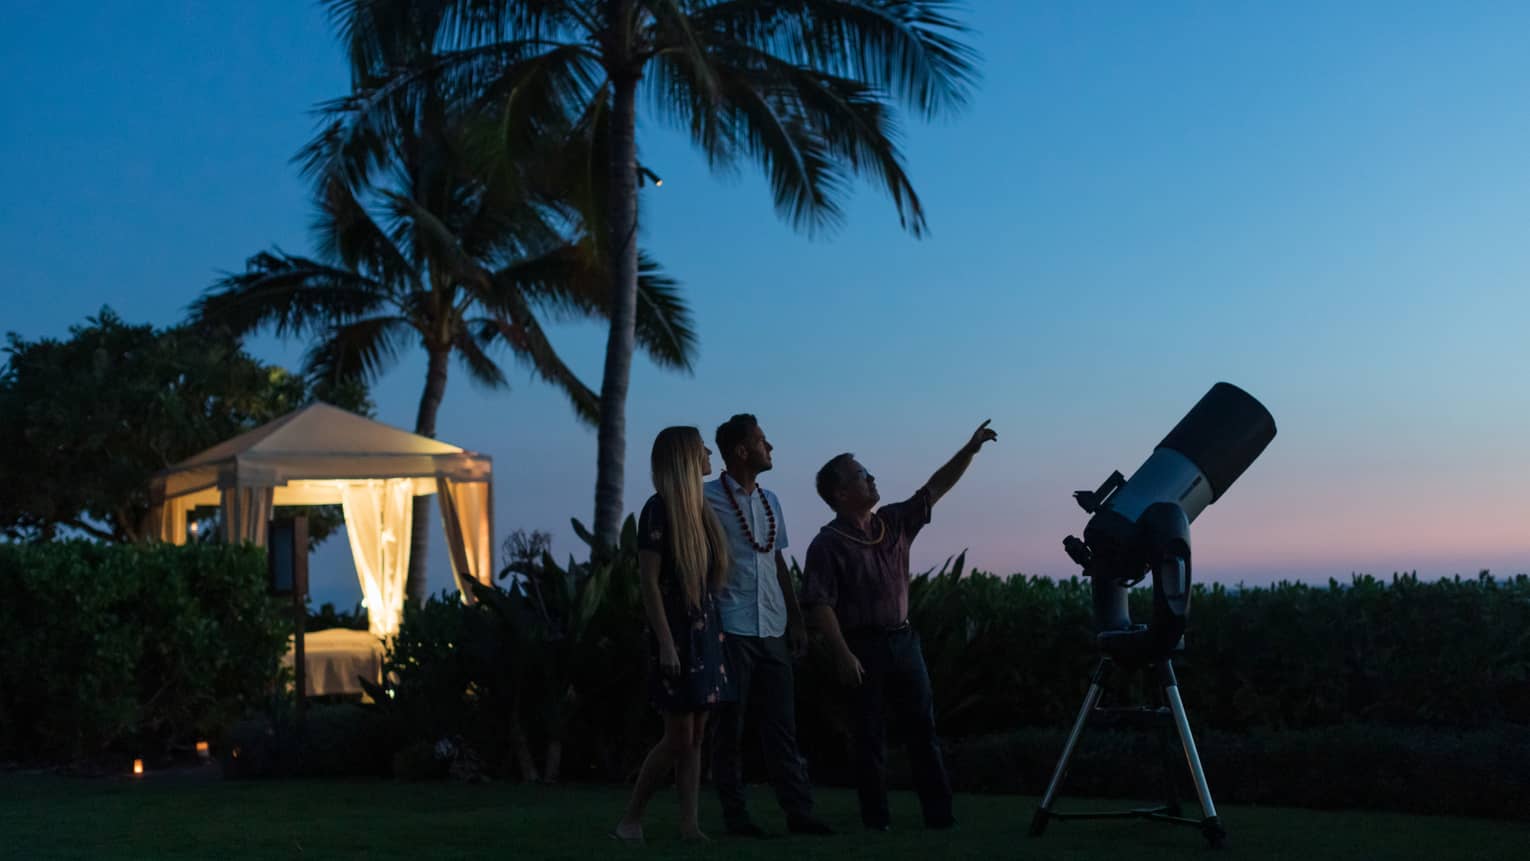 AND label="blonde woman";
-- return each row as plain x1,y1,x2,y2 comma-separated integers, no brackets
613,426,734,844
